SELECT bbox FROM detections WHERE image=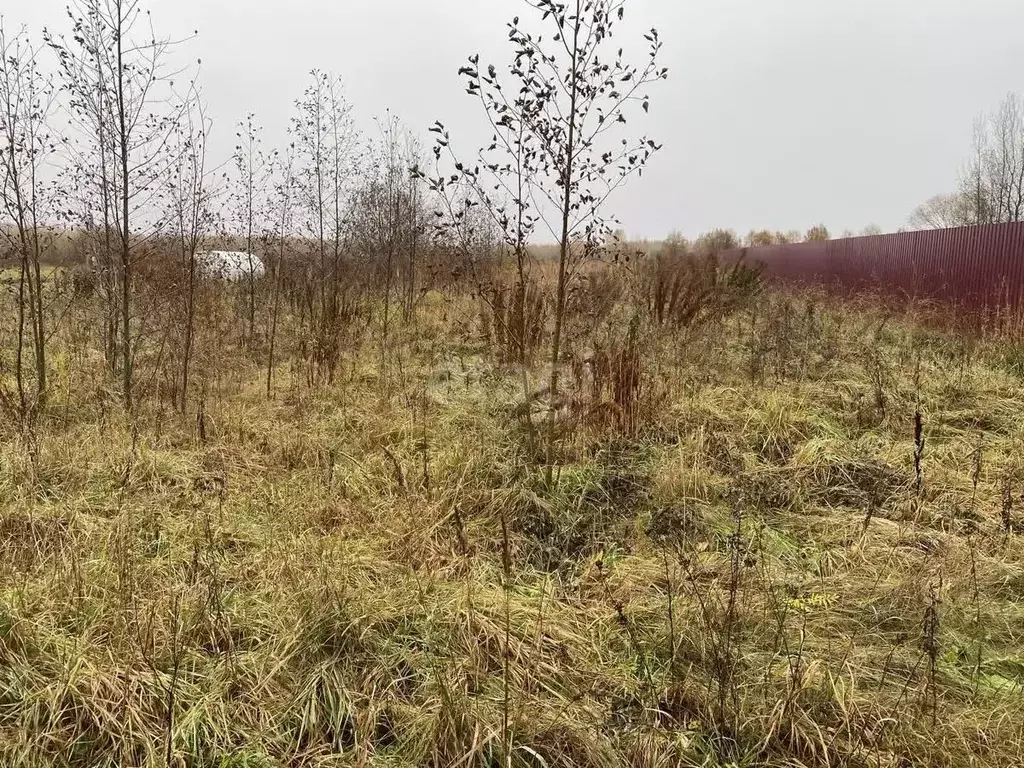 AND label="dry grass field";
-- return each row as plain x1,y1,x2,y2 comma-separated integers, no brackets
1,268,1023,768
4,0,1023,764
